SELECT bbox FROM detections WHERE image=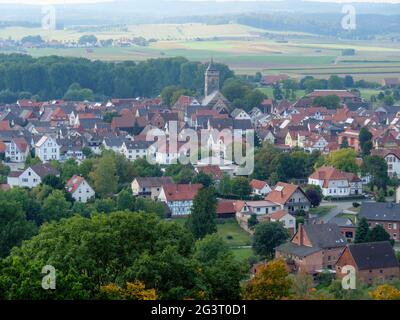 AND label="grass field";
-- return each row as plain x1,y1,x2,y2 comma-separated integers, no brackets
171,217,253,263
2,23,400,79
309,206,336,217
